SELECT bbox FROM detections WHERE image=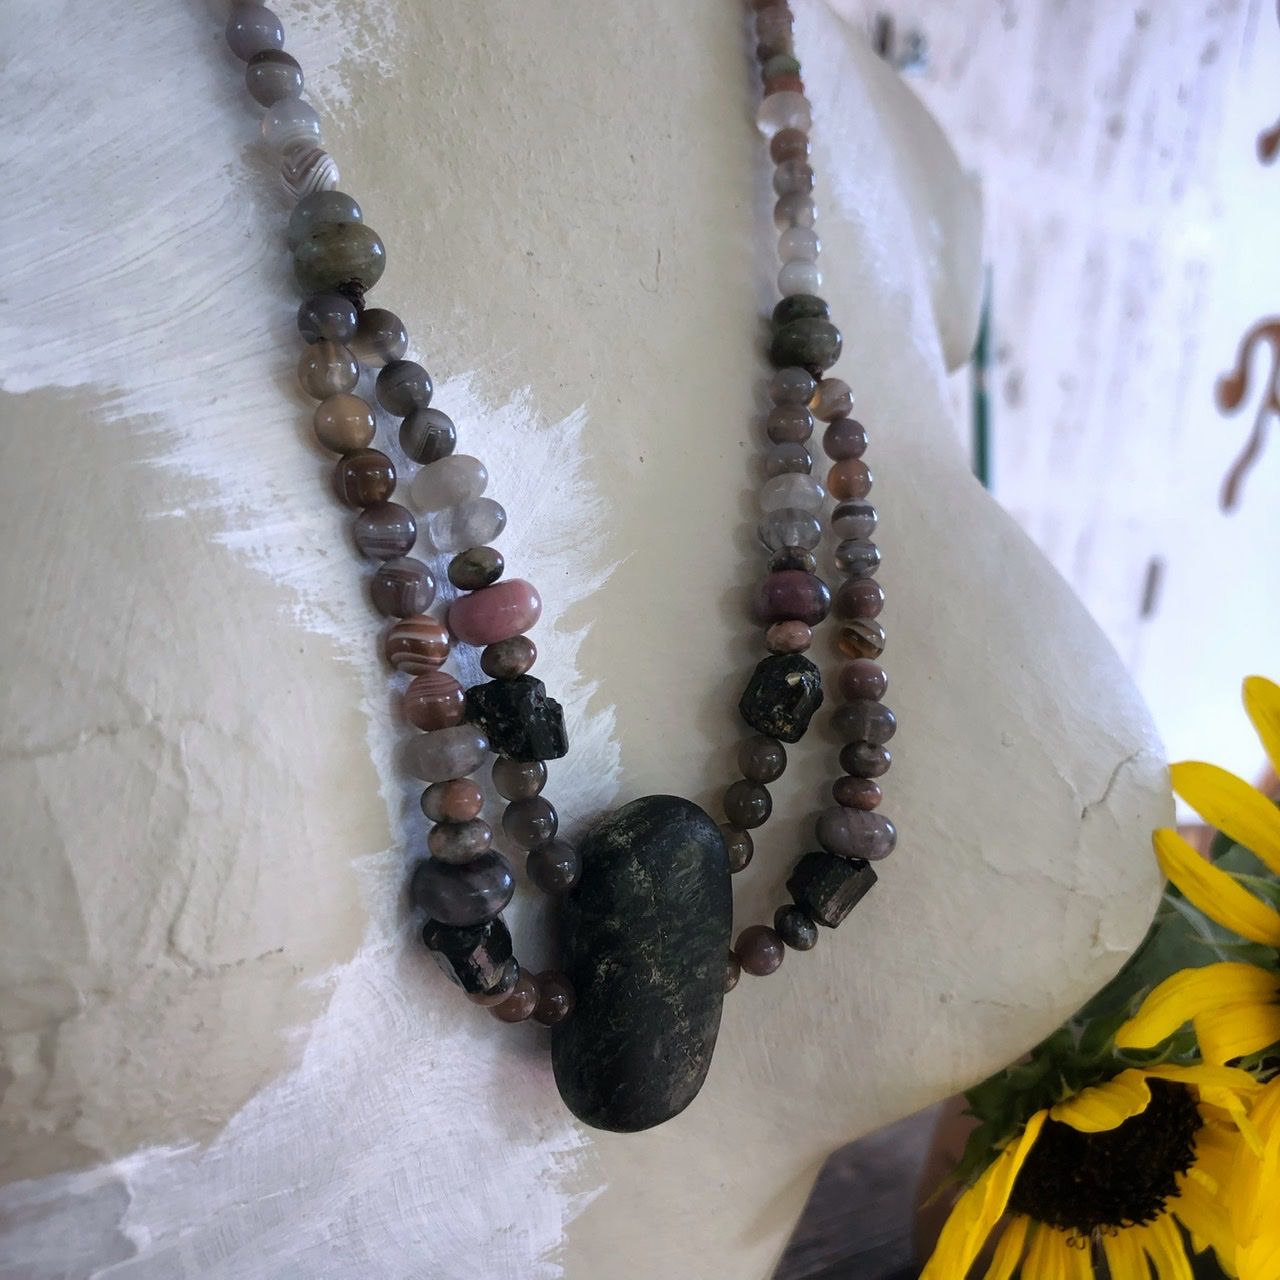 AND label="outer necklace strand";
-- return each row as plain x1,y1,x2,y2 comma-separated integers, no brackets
221,0,896,1130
